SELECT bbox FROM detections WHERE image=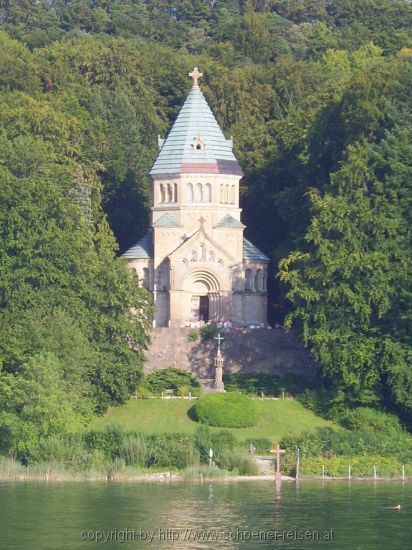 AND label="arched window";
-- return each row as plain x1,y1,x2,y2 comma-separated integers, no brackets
182,258,188,269
255,269,262,291
245,269,253,291
167,183,173,203
190,251,197,262
231,185,235,204
225,185,229,203
194,182,202,202
217,259,223,269
143,268,149,290
208,251,214,262
204,183,211,203
220,184,224,203
199,243,206,261
174,183,178,203
186,183,193,203
160,184,165,203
